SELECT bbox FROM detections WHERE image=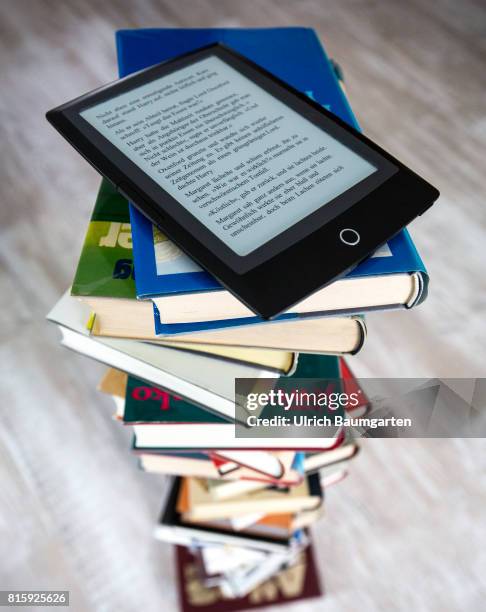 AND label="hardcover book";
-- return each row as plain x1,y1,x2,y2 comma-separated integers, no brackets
129,353,345,451
69,184,298,372
116,27,428,324
75,179,364,355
